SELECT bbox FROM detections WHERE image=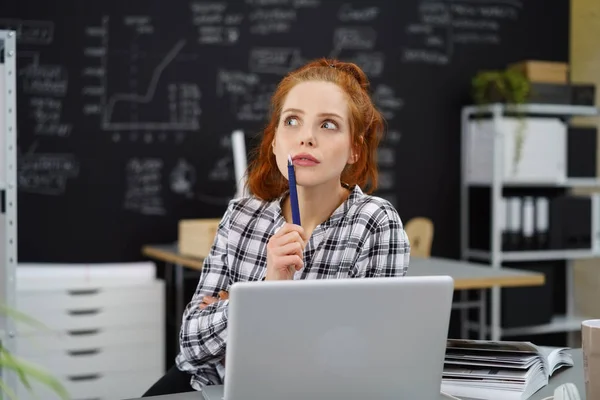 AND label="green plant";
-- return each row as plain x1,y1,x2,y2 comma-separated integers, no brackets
471,69,530,105
0,304,70,400
471,69,531,175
